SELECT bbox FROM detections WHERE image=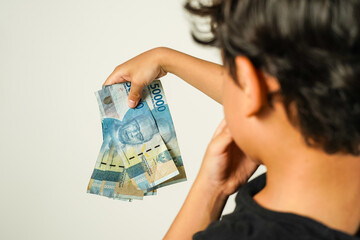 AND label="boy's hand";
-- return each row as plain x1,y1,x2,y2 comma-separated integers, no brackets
164,119,259,239
198,119,260,197
103,48,167,108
